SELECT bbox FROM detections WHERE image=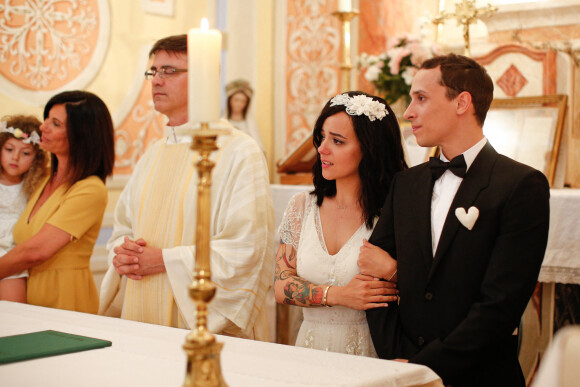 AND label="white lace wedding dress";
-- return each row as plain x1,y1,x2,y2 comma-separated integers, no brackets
279,191,378,357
